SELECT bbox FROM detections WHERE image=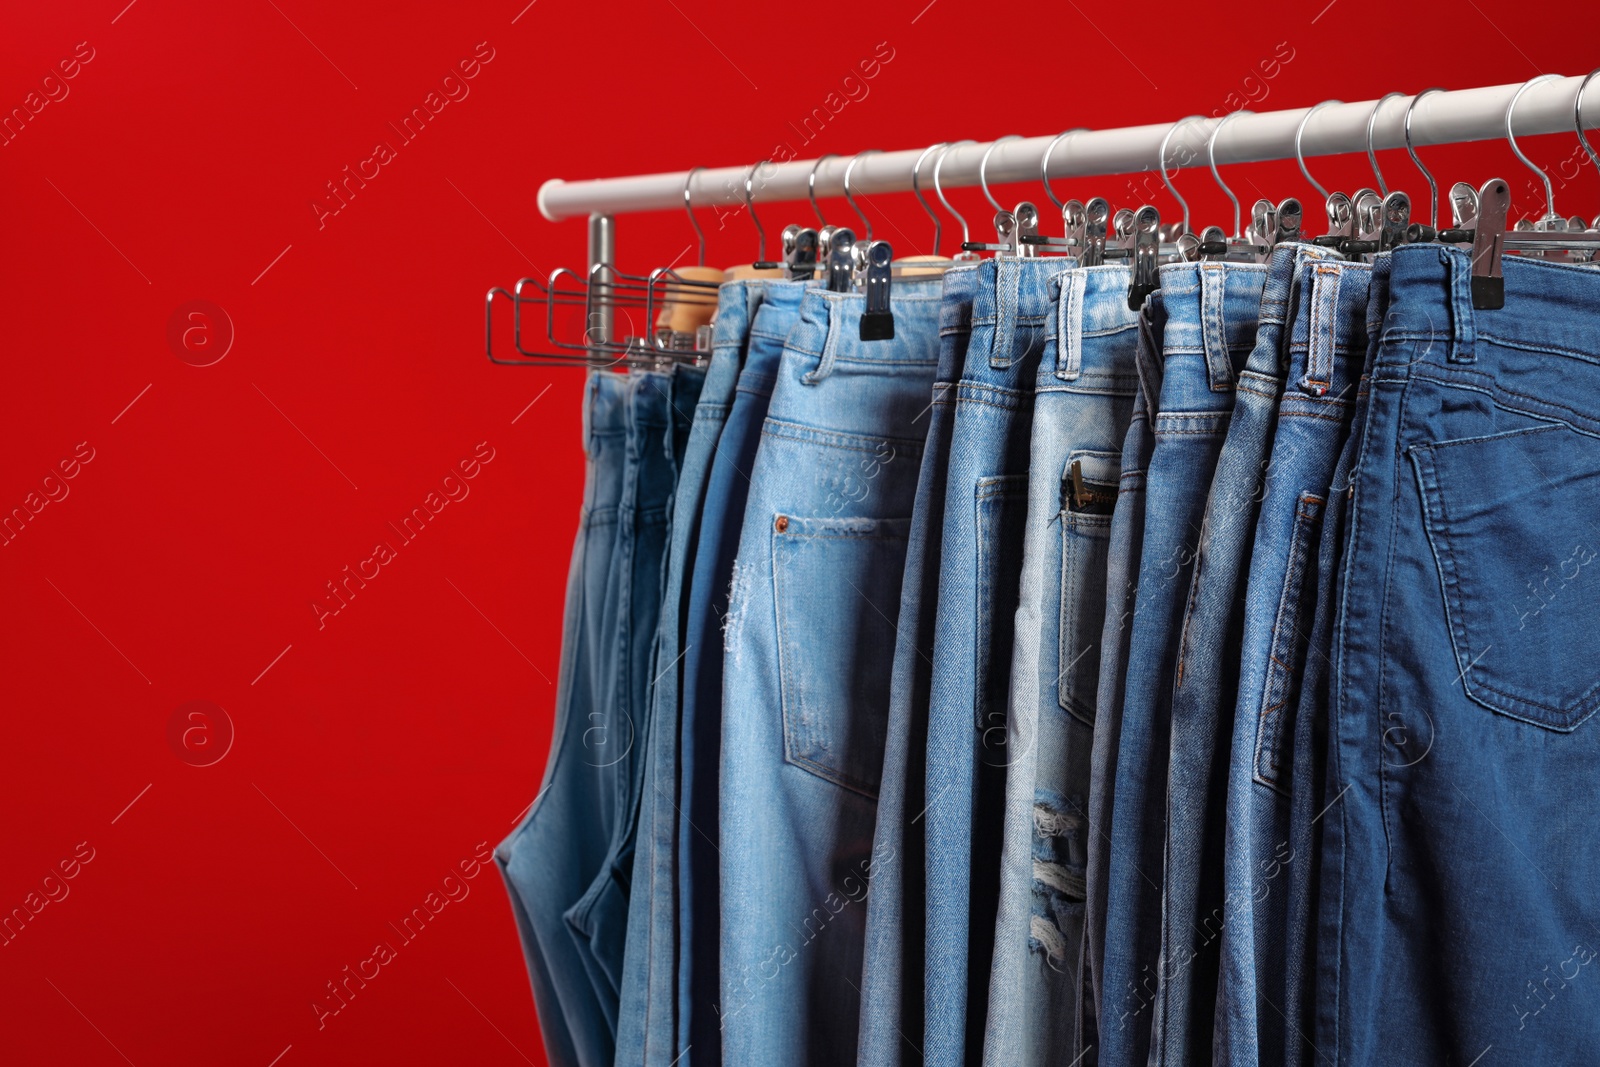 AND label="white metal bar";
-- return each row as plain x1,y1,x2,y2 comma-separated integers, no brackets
537,76,1600,221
